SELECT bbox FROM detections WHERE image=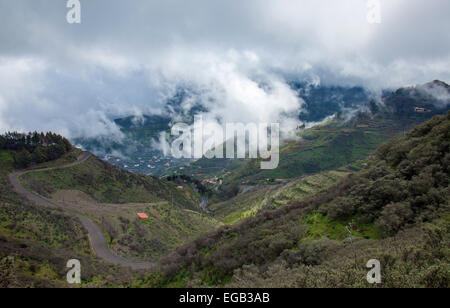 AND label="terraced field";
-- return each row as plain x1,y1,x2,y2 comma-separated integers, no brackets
210,171,349,225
